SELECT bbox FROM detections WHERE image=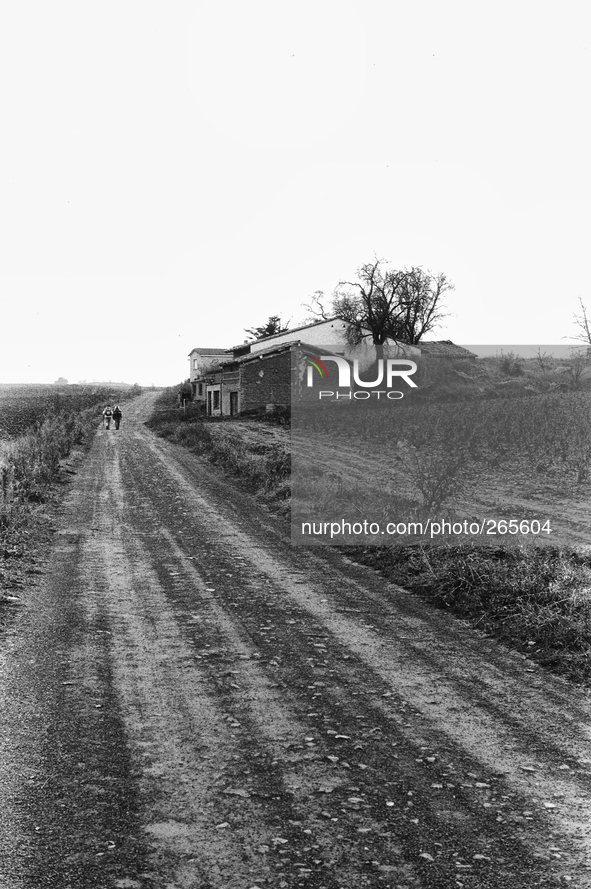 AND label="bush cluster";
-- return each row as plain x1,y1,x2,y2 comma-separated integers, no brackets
7,414,84,504
0,414,85,531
